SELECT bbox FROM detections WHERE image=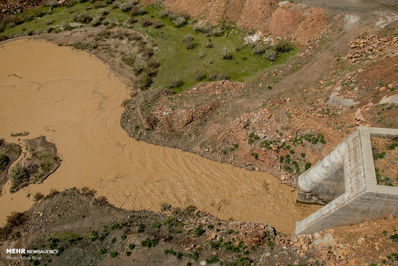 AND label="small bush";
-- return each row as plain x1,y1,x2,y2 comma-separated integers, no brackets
129,5,146,16
127,17,138,24
141,237,159,248
251,153,258,159
252,44,265,55
210,27,223,36
159,9,171,18
186,42,195,49
194,22,211,33
0,153,9,170
275,40,293,53
172,16,186,28
221,47,233,60
169,77,183,88
206,41,214,48
110,251,118,258
74,13,93,24
182,34,194,43
98,248,107,255
206,256,220,264
304,162,312,170
33,192,44,202
135,73,152,90
160,203,172,211
137,223,145,232
194,227,205,236
195,71,206,81
6,212,27,227
141,18,152,27
263,49,277,61
9,164,30,191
